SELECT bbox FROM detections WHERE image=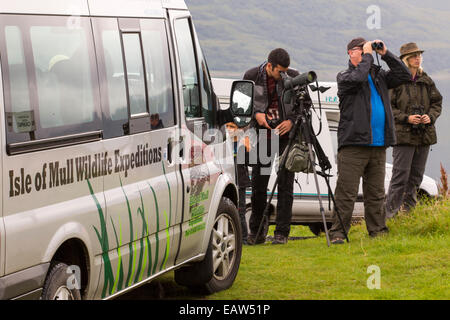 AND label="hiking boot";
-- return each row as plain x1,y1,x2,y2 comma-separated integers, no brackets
271,234,288,245
369,228,389,238
331,237,345,245
247,233,266,245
